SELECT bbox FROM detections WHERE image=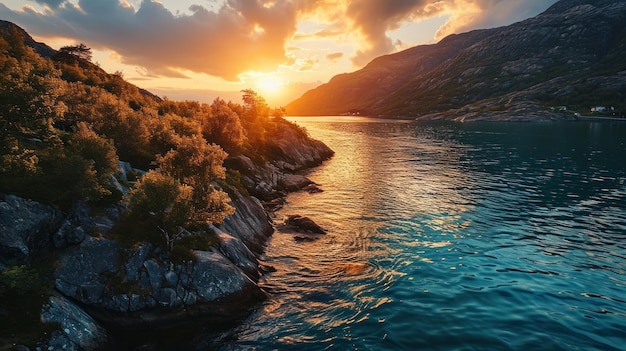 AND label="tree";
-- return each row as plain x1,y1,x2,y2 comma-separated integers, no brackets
0,34,67,140
67,122,120,199
126,136,234,254
202,98,245,152
59,43,92,62
127,171,192,252
157,134,227,189
240,89,269,150
156,135,234,225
